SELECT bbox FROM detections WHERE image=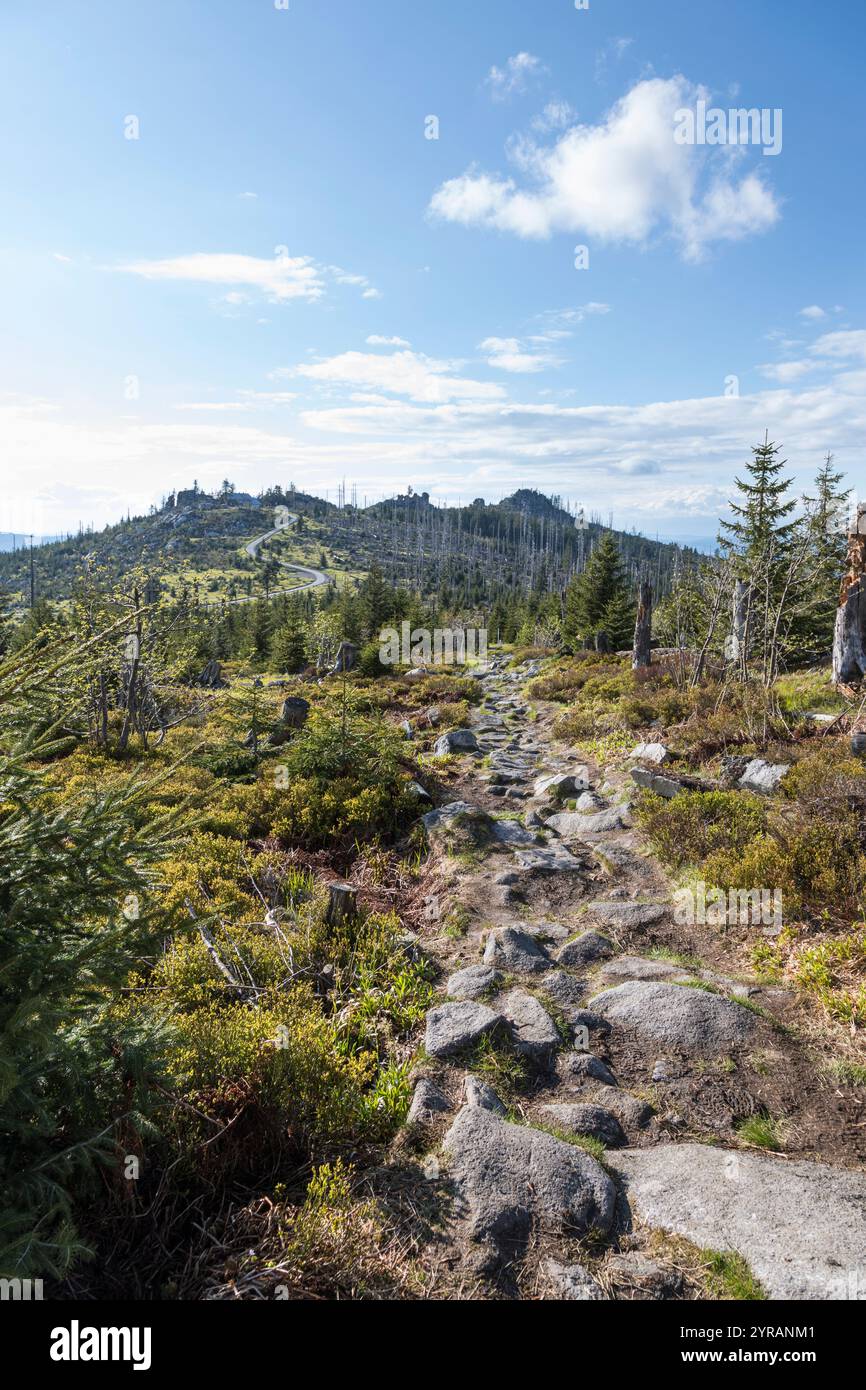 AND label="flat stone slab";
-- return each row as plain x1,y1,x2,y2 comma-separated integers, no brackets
610,1143,866,1300
513,843,583,873
590,980,757,1051
547,807,631,837
499,988,560,1060
598,956,693,984
425,1000,502,1058
446,964,502,1000
484,926,553,975
443,1106,616,1253
491,818,537,847
556,929,615,968
540,1102,626,1148
588,901,668,930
